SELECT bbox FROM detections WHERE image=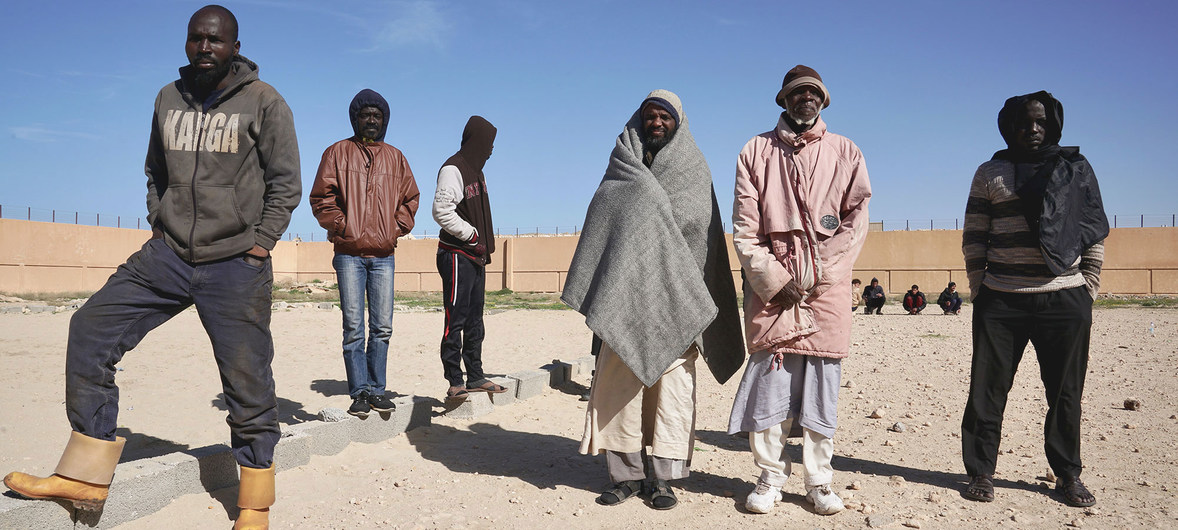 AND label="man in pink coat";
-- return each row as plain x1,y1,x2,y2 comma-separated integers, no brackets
727,65,871,515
